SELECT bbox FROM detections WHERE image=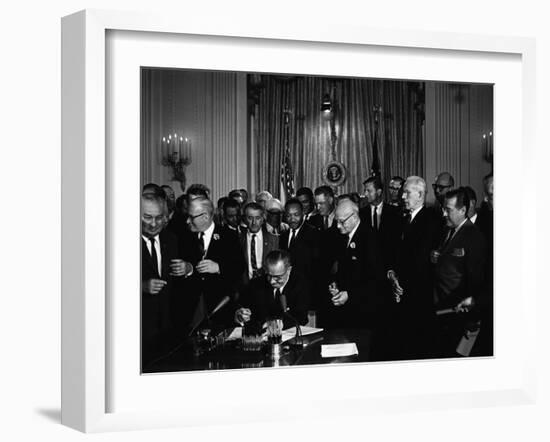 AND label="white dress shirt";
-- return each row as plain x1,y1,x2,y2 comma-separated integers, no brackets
142,234,162,275
287,224,303,248
246,229,264,279
371,201,383,228
409,205,424,223
347,221,361,247
201,222,216,255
